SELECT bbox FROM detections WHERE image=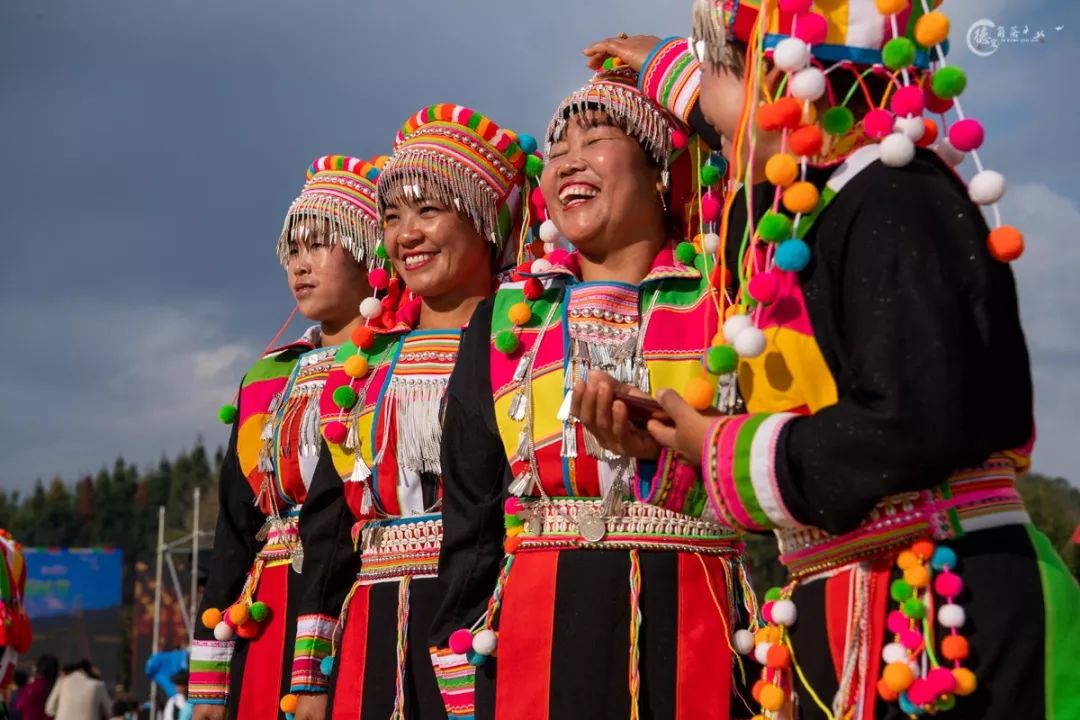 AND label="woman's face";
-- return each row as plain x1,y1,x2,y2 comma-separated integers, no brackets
285,218,370,323
382,196,489,299
541,111,661,253
700,63,747,141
